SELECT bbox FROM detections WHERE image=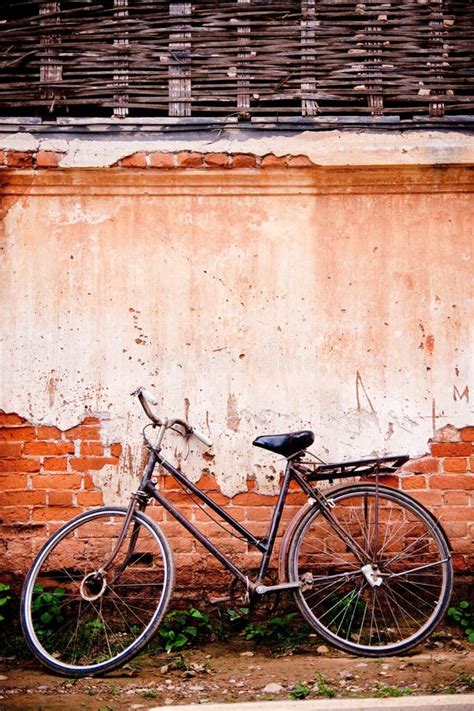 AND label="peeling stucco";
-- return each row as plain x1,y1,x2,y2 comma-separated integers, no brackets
0,130,473,168
1,162,472,499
